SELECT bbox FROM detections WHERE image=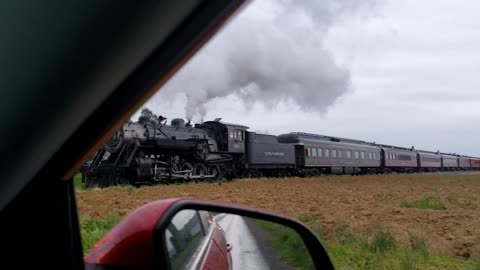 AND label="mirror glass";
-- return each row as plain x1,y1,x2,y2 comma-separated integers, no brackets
162,209,315,270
